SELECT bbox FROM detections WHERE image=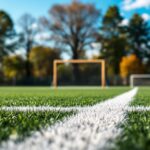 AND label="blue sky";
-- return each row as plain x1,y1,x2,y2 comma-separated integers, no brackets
0,0,150,58
0,0,150,27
